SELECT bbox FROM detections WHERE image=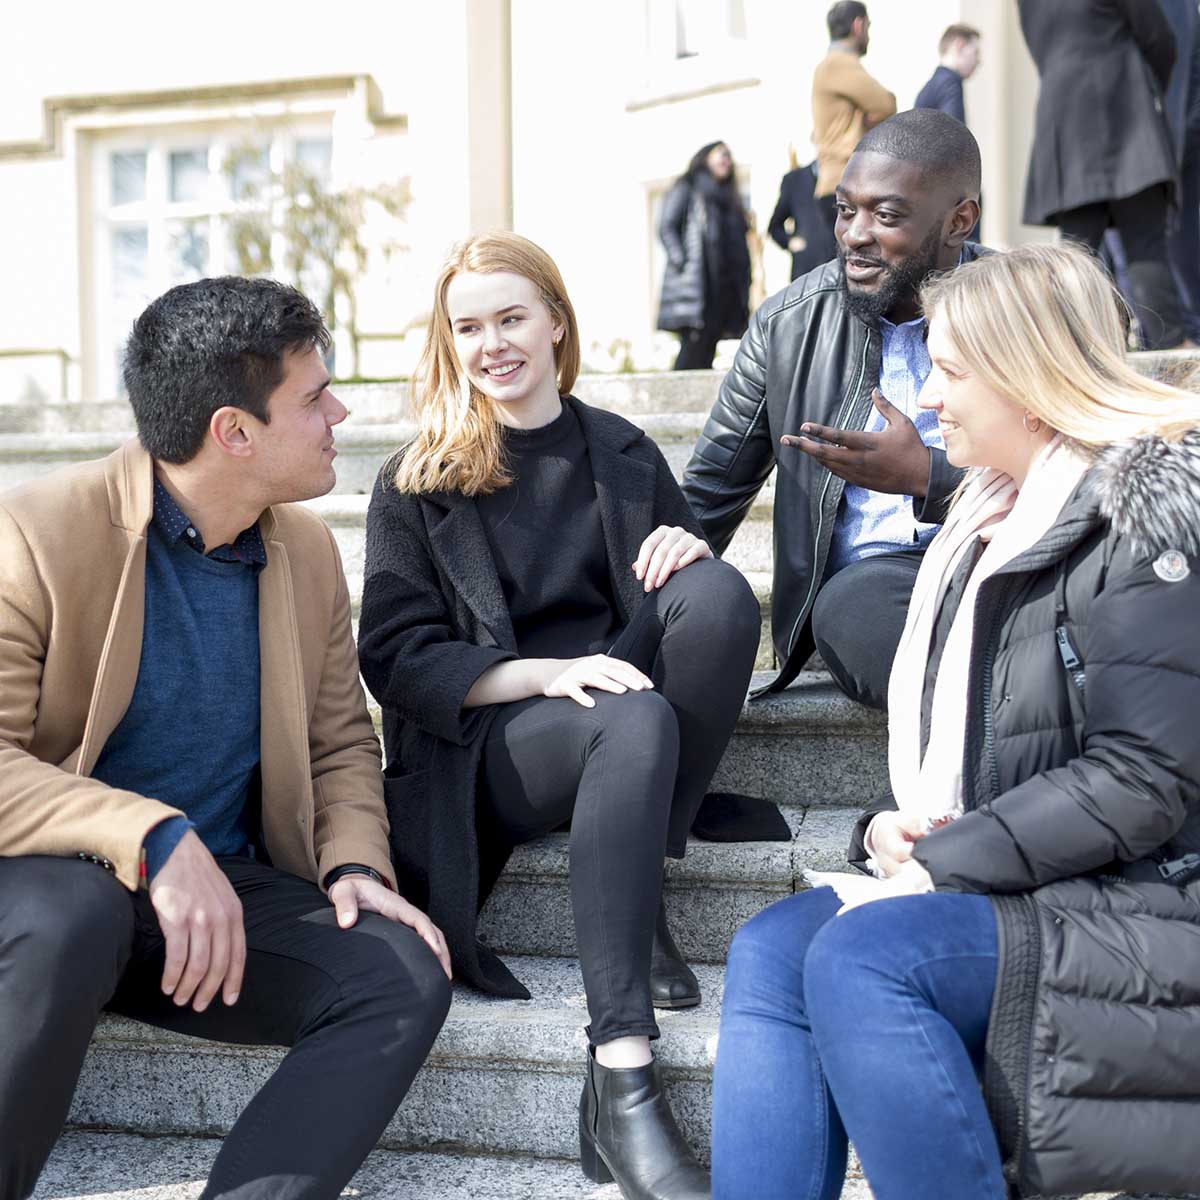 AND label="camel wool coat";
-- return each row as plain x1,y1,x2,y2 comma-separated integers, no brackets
0,440,393,892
